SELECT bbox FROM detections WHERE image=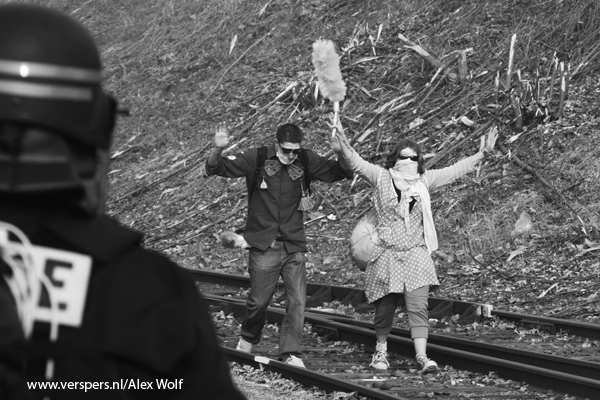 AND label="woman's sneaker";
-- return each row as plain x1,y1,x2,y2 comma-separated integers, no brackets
283,355,306,368
369,351,390,370
416,355,438,374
